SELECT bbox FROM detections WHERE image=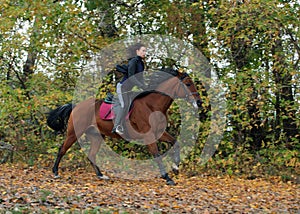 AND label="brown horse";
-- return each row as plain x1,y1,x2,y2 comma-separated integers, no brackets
47,69,202,185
